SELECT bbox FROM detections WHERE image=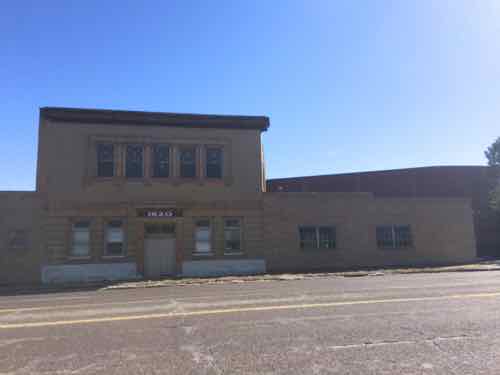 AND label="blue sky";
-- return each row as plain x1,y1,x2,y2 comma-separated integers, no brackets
1,1,499,190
